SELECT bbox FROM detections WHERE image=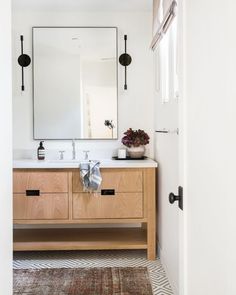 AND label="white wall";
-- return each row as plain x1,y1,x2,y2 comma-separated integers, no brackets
12,7,154,158
154,100,179,294
0,0,12,294
153,19,180,295
183,0,236,294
